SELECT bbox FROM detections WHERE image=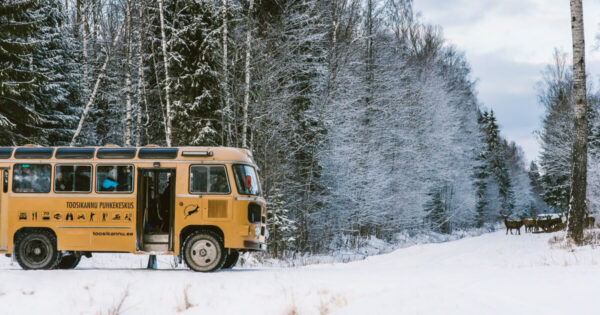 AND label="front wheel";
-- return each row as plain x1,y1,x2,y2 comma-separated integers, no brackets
15,230,60,270
183,231,227,272
221,249,239,269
